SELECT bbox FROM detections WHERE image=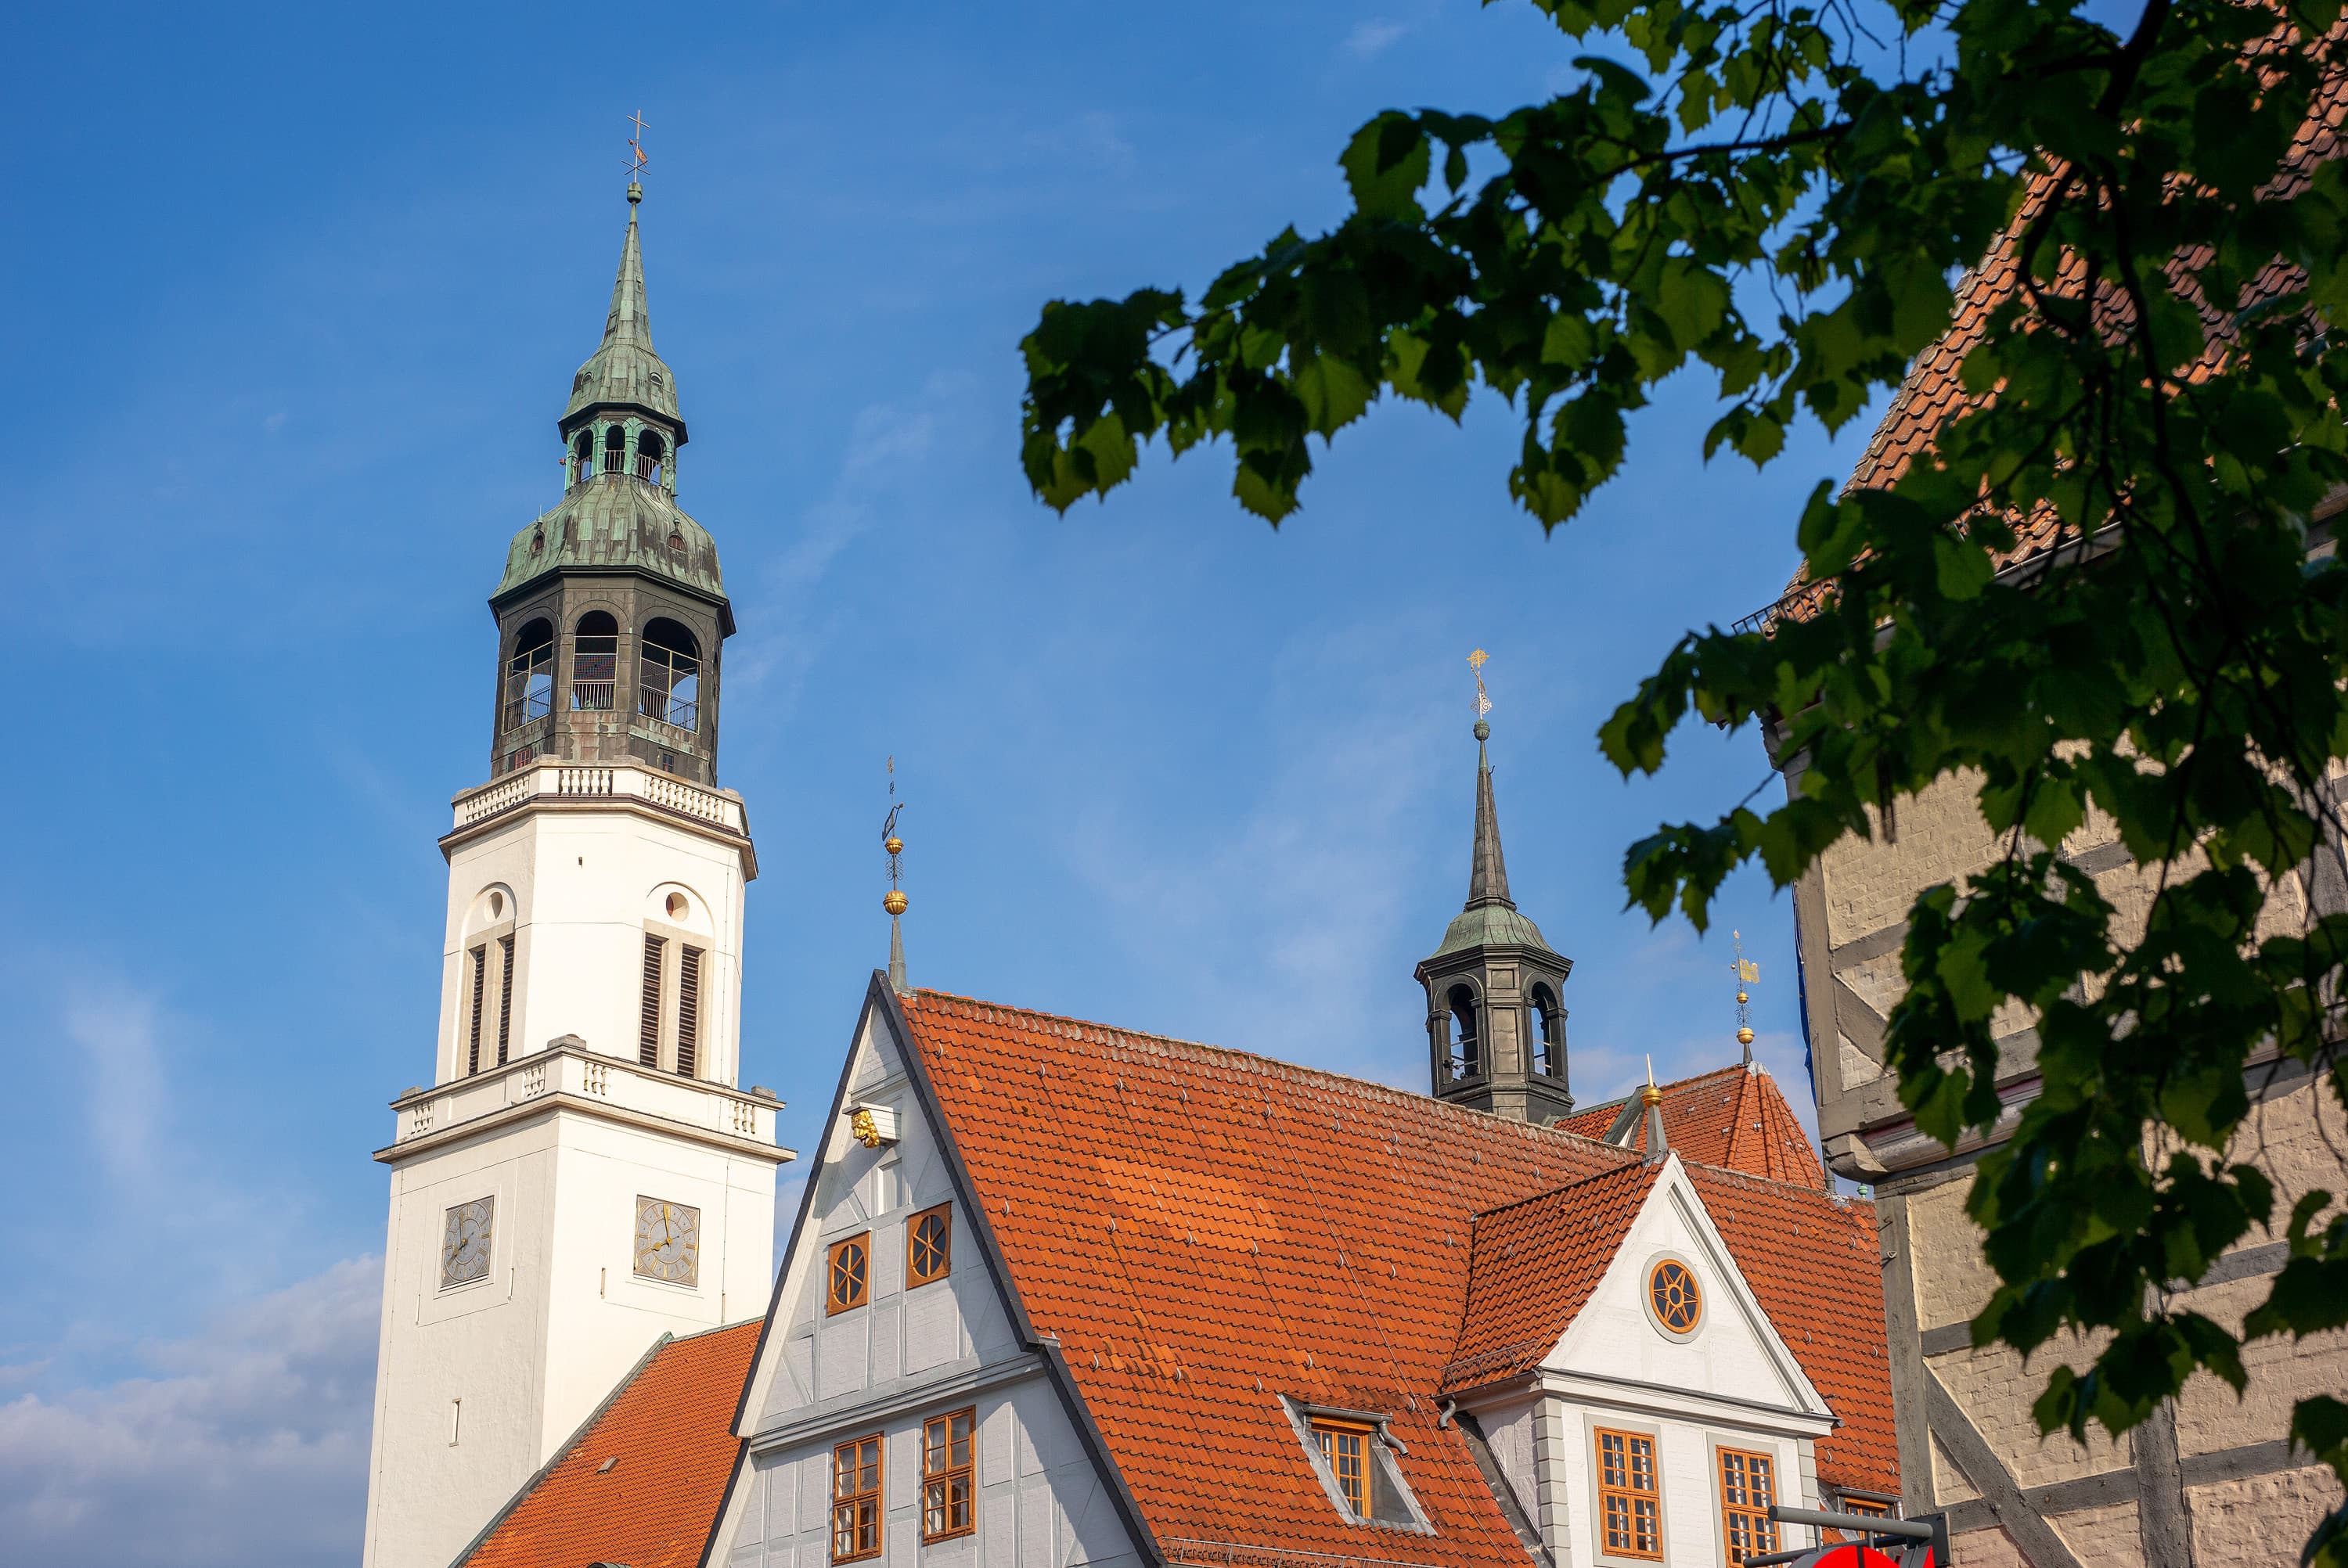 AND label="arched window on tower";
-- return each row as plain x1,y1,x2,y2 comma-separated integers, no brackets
602,424,626,473
635,430,666,486
639,618,700,735
571,430,593,487
571,611,618,711
1530,983,1565,1077
1445,984,1481,1082
502,620,553,744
